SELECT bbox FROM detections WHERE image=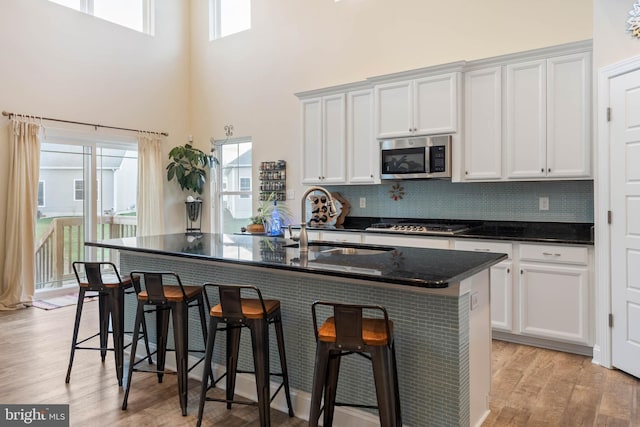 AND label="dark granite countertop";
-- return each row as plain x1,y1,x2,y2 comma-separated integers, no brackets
313,217,594,245
86,233,507,289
